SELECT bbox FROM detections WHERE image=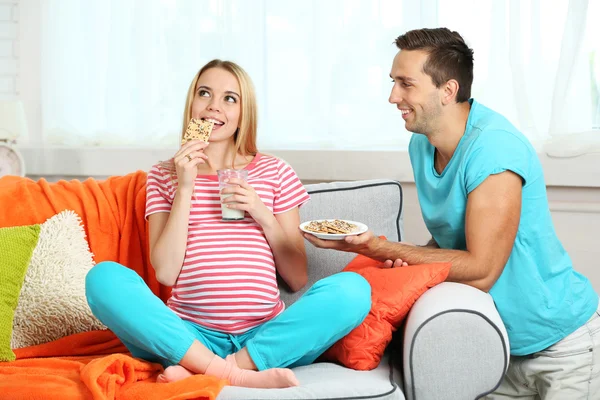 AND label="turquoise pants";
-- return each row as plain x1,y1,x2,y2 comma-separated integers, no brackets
85,261,371,370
